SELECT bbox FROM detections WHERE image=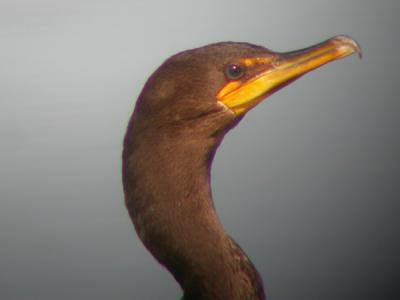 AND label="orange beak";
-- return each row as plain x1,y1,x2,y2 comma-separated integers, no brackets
217,35,362,115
